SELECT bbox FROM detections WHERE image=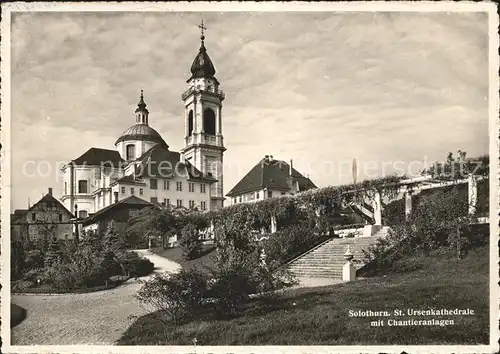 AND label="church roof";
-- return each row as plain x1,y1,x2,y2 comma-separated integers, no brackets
115,124,168,147
72,147,124,167
189,40,216,81
226,157,317,197
134,144,217,182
